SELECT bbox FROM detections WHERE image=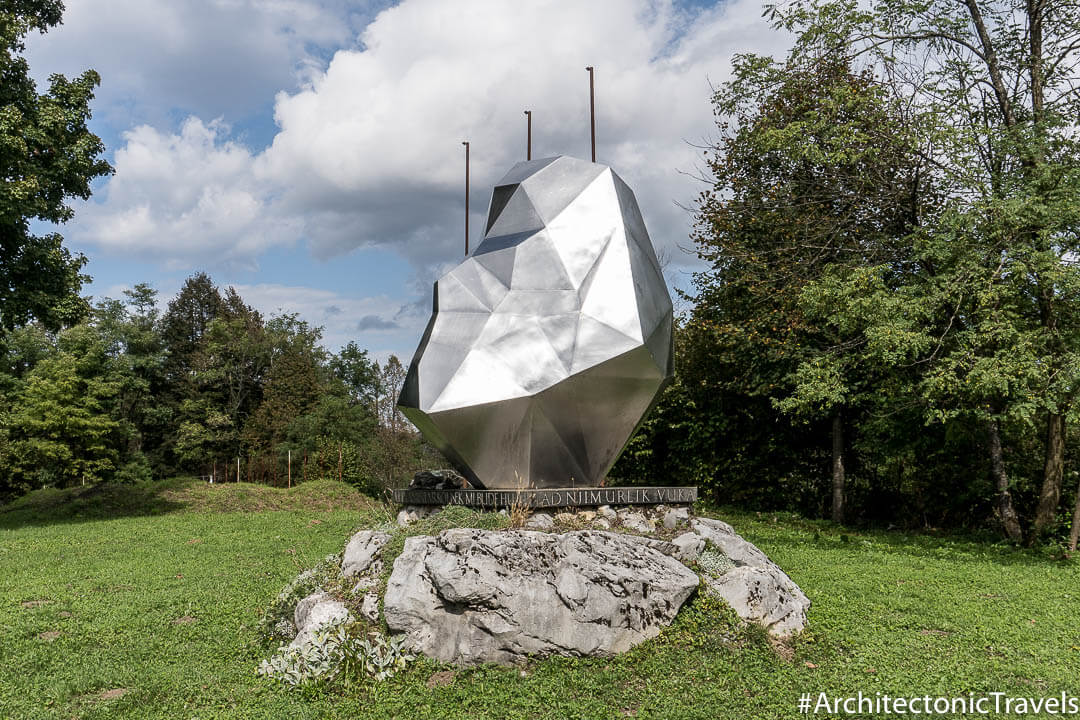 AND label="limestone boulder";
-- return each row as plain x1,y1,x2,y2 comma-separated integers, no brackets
691,518,809,636
383,529,698,665
341,530,391,578
291,592,350,648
